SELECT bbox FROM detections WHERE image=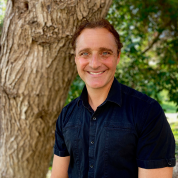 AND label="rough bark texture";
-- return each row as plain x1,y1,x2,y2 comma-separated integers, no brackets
0,0,112,177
